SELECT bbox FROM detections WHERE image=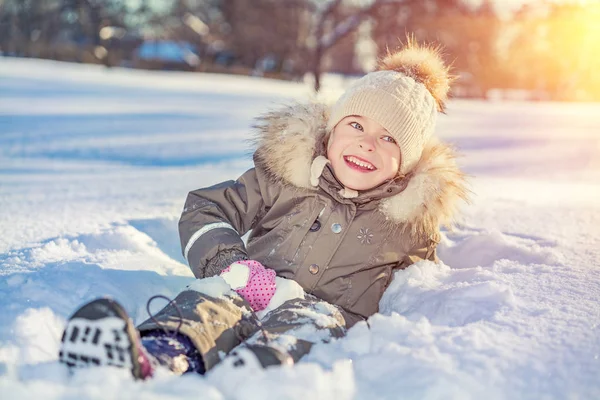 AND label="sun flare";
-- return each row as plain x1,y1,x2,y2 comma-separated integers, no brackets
527,3,600,100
